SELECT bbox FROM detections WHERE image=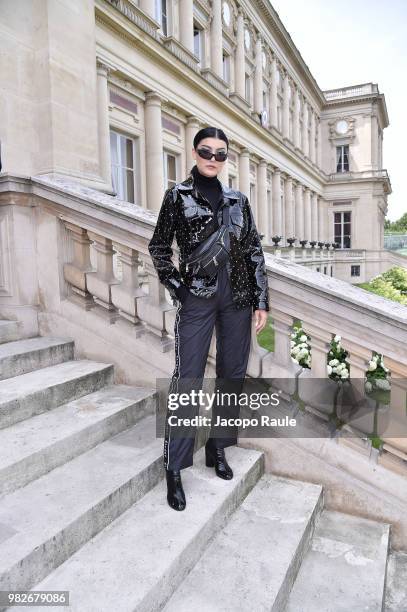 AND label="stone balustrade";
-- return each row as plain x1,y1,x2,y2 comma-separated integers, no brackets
1,172,406,476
